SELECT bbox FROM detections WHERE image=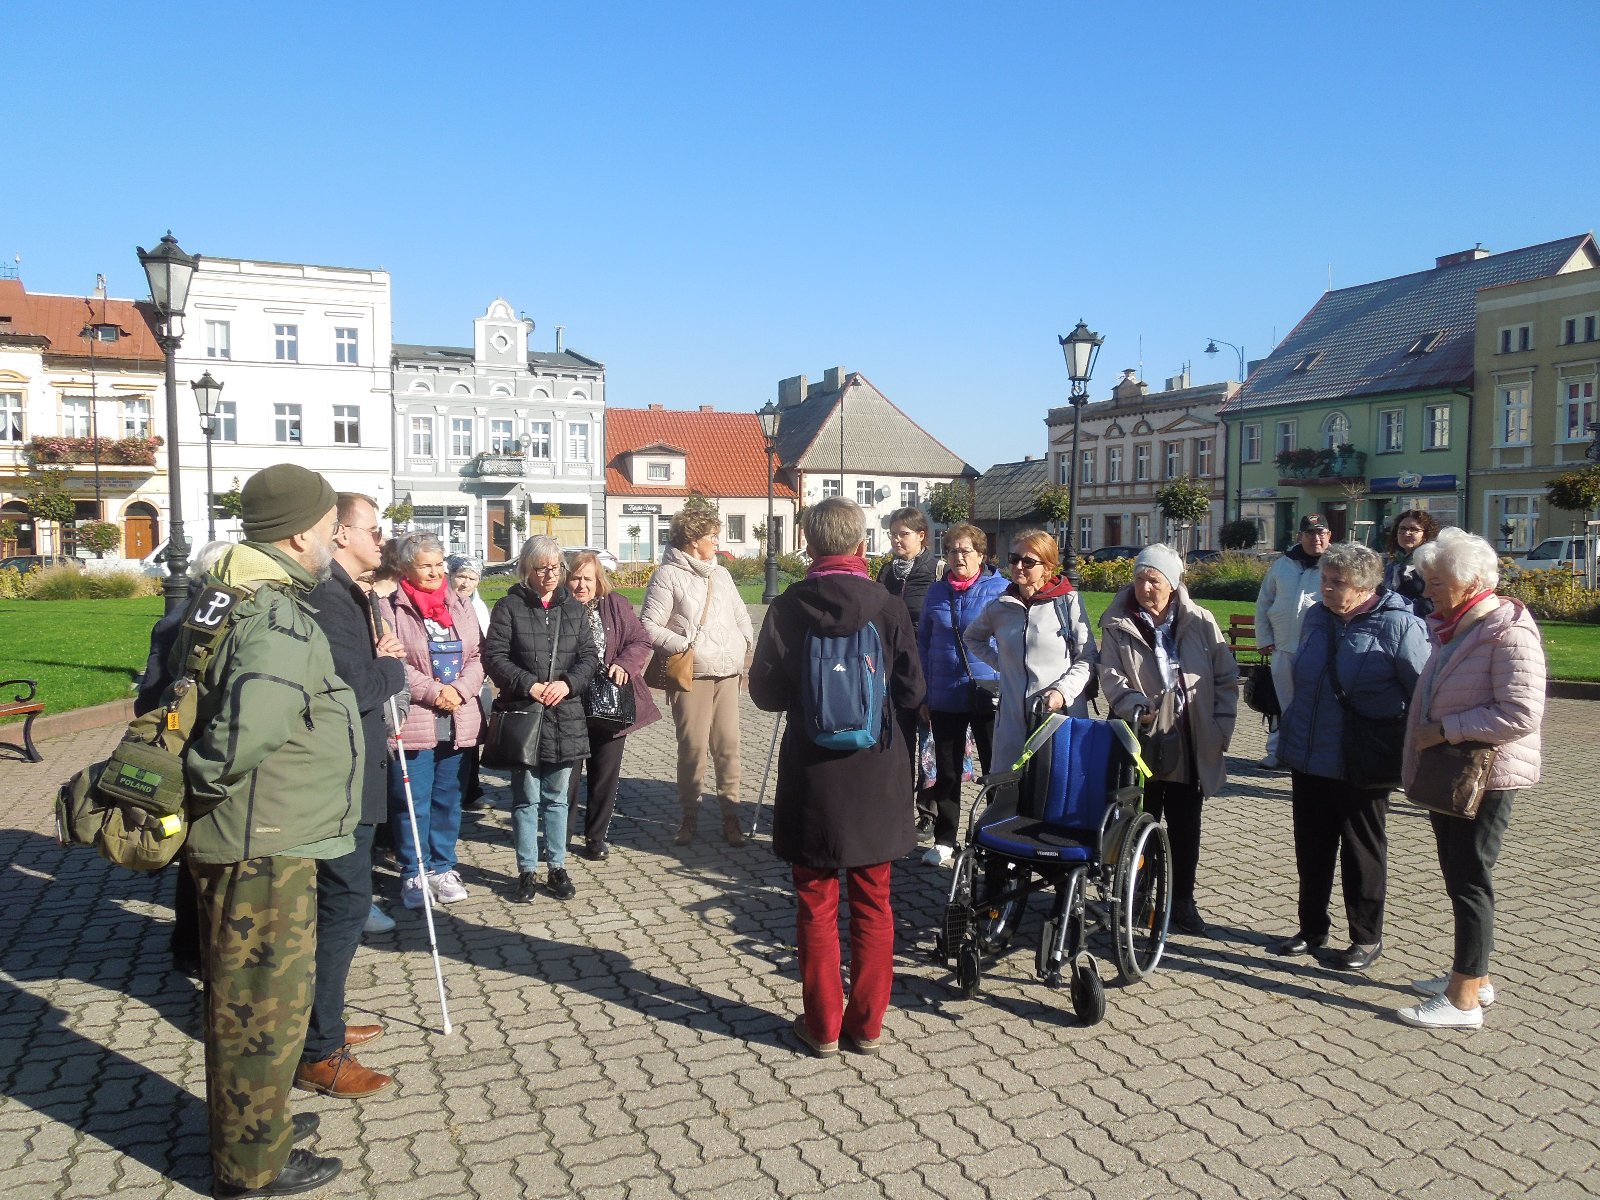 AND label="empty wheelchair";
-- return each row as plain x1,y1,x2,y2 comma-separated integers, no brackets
933,714,1170,1024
